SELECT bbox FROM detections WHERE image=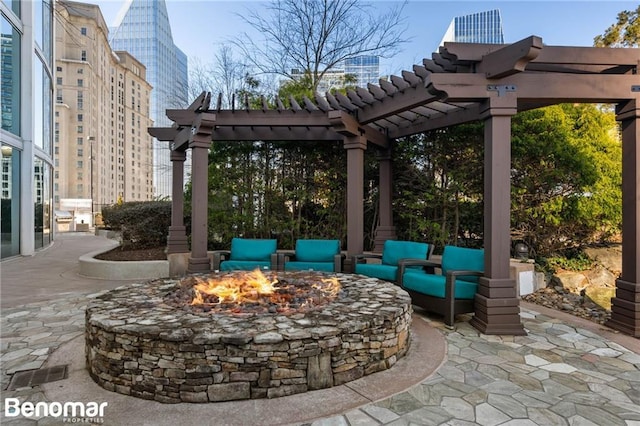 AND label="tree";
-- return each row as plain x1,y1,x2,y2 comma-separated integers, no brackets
188,45,265,107
510,104,621,256
594,5,639,47
233,0,408,93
